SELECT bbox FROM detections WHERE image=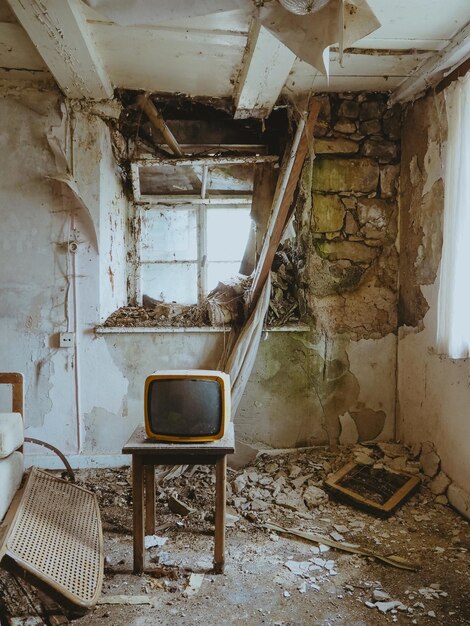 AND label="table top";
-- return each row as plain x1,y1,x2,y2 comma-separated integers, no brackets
122,422,235,455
